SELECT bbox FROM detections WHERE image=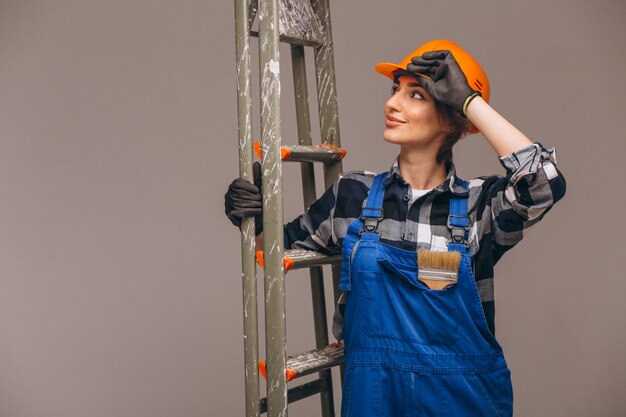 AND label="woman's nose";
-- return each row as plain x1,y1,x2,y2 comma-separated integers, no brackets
385,93,401,113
